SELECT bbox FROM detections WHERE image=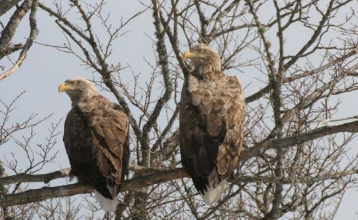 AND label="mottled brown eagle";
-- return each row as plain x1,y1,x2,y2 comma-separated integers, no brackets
180,44,245,204
58,77,130,211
